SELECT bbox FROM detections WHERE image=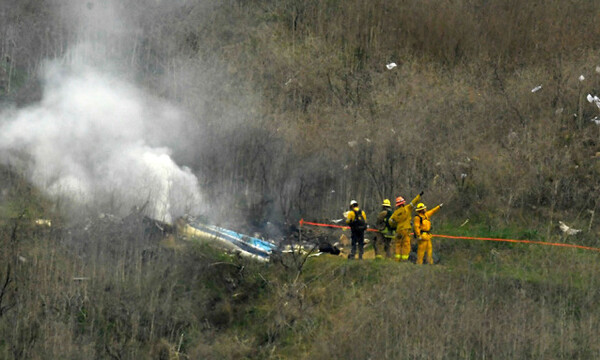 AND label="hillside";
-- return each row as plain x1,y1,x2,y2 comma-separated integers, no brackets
1,165,599,359
2,205,599,358
1,0,598,227
1,0,600,358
